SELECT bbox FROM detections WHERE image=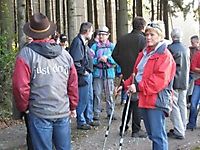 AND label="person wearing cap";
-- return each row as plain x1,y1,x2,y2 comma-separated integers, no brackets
117,21,176,150
69,22,100,130
12,13,78,150
91,26,117,120
59,34,69,51
167,28,190,139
